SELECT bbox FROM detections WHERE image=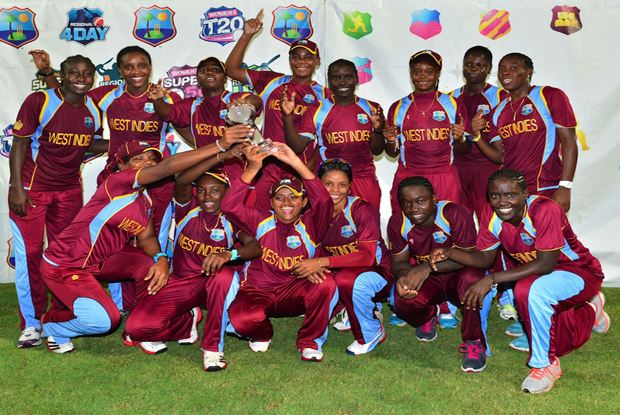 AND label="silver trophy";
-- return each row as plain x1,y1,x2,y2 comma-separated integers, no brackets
225,103,274,152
